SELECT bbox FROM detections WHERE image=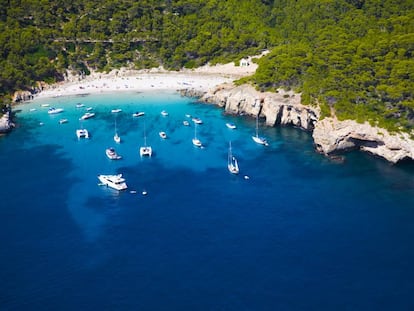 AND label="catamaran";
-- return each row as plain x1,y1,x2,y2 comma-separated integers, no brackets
140,120,152,156
227,141,239,174
252,114,268,146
